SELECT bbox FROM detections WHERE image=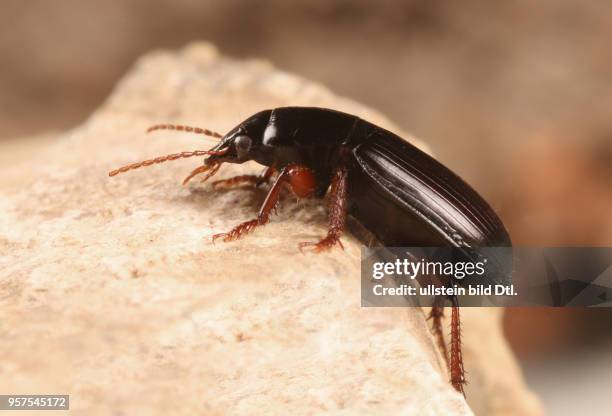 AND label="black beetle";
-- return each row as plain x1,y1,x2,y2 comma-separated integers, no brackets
109,106,512,393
